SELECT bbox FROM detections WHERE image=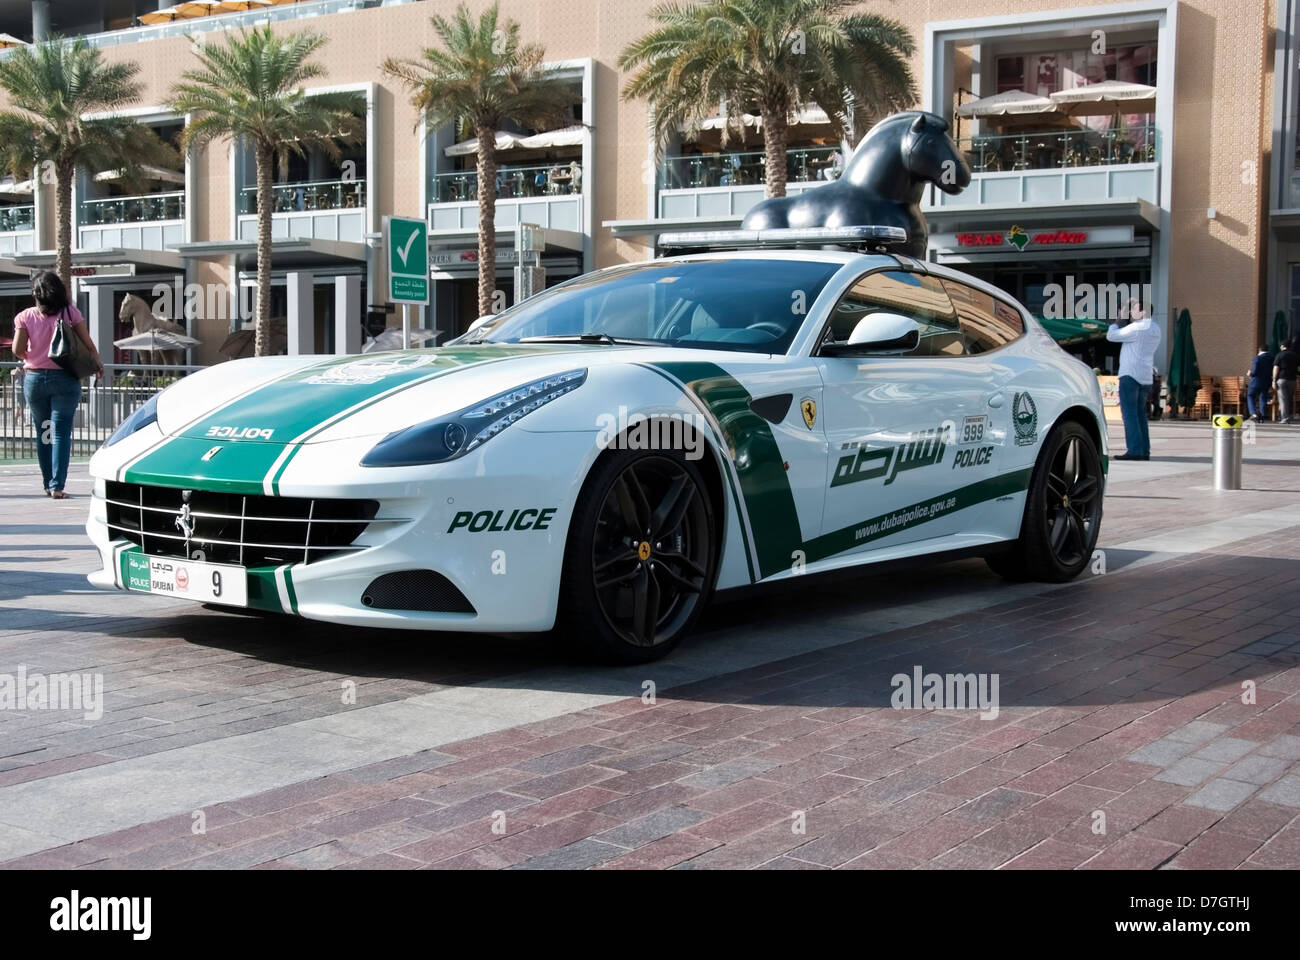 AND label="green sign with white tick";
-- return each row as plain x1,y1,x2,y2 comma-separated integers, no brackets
387,215,429,305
